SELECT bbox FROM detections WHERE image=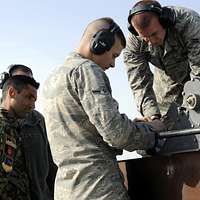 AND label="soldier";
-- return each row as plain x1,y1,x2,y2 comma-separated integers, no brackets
124,0,200,130
42,17,165,200
0,64,58,200
0,74,39,200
